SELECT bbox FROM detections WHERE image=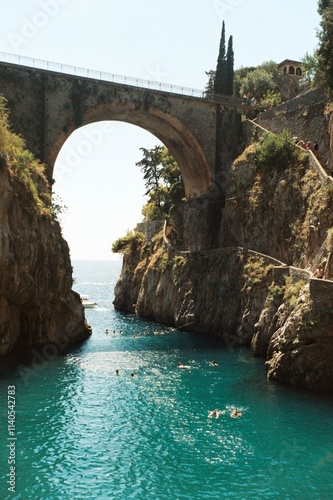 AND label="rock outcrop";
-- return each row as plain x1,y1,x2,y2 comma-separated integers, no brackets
254,283,333,393
0,157,91,356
